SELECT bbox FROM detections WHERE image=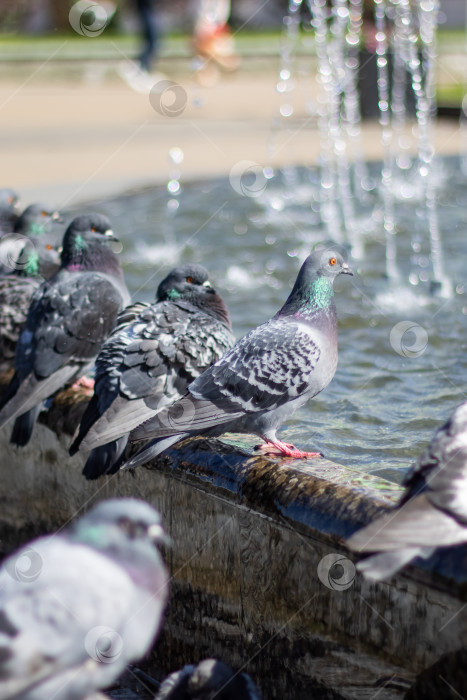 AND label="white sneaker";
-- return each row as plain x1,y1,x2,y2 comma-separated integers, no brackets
117,62,167,95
